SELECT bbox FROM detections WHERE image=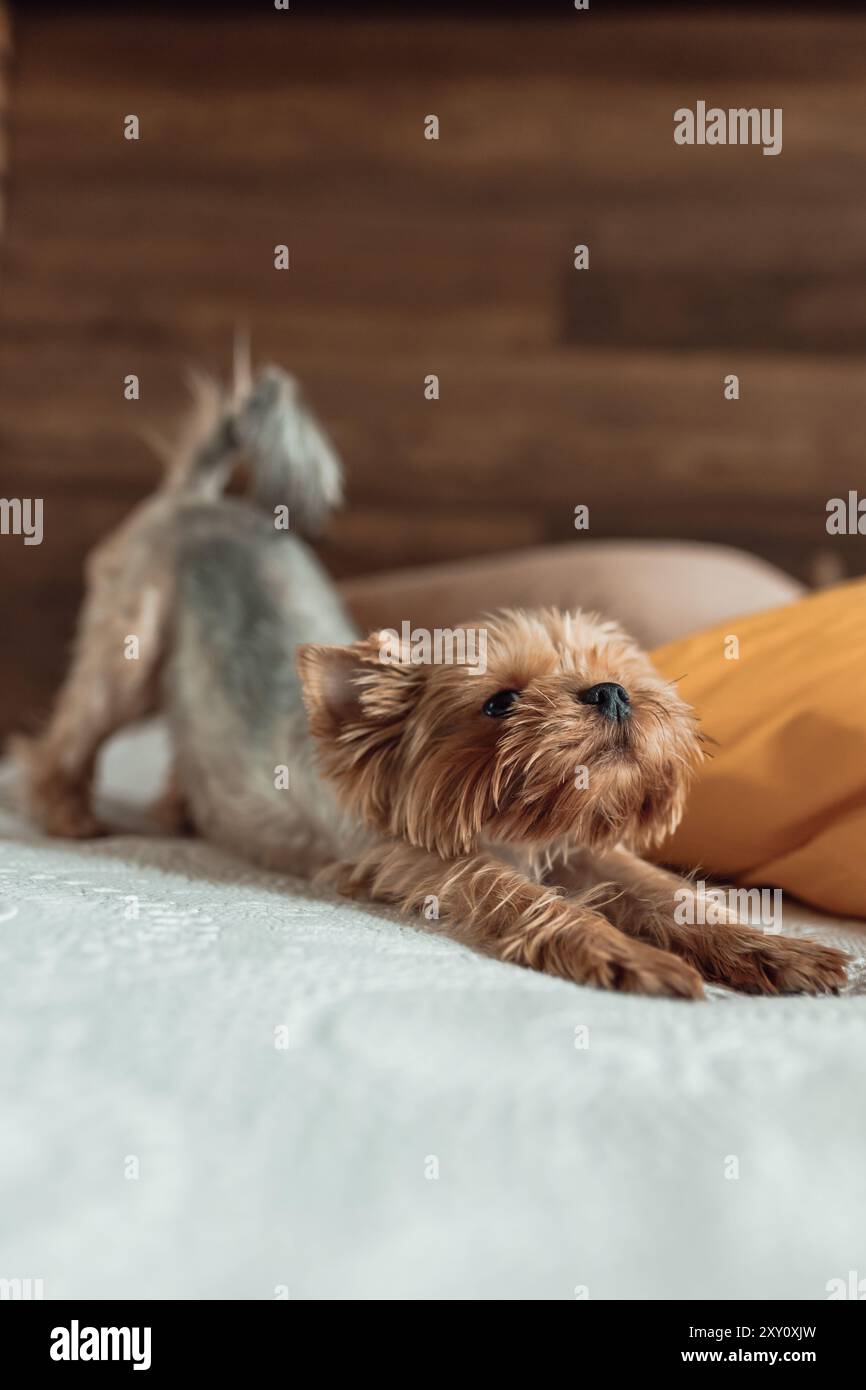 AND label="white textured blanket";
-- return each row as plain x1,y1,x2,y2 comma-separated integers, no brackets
1,724,864,1300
